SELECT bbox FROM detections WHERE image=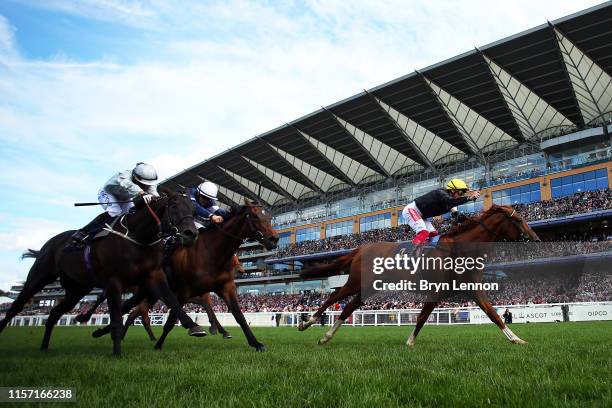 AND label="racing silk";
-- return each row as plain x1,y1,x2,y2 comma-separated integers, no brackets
414,189,470,219
188,188,227,219
103,170,158,200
